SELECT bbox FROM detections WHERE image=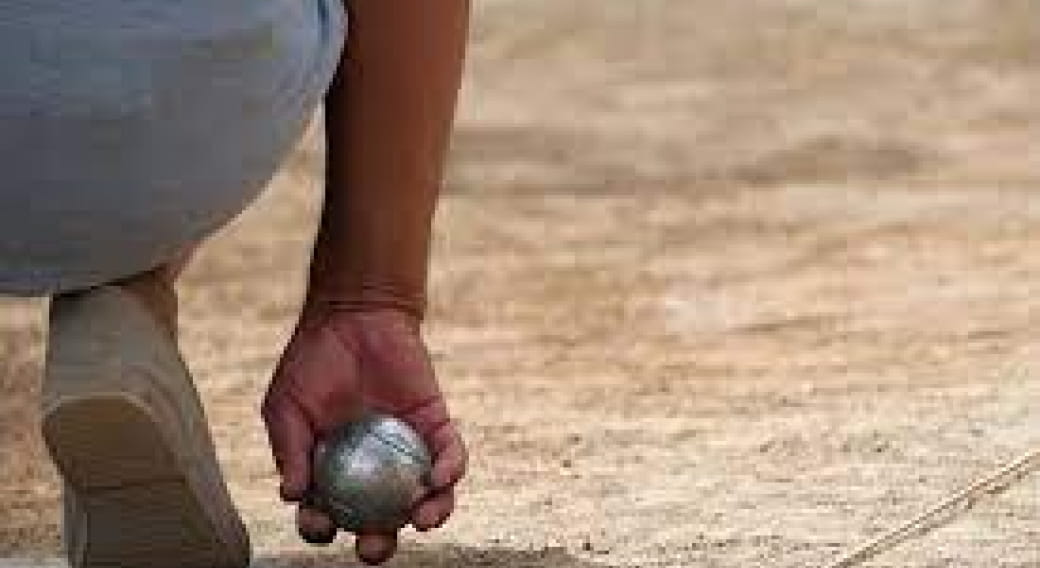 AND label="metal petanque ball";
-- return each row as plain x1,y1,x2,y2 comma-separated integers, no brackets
309,413,432,533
